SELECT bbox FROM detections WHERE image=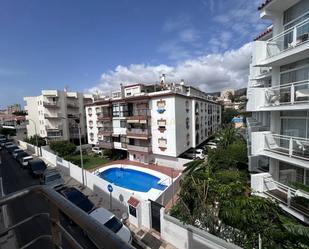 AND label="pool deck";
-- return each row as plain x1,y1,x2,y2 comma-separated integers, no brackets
89,160,182,178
